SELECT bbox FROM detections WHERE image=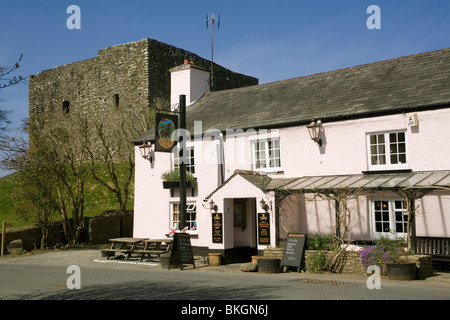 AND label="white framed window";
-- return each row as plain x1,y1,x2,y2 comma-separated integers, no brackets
370,199,408,240
251,138,282,172
170,202,197,232
367,131,408,171
172,147,195,174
